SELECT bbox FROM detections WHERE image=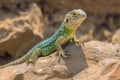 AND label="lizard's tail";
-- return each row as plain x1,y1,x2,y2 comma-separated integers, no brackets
0,52,31,68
